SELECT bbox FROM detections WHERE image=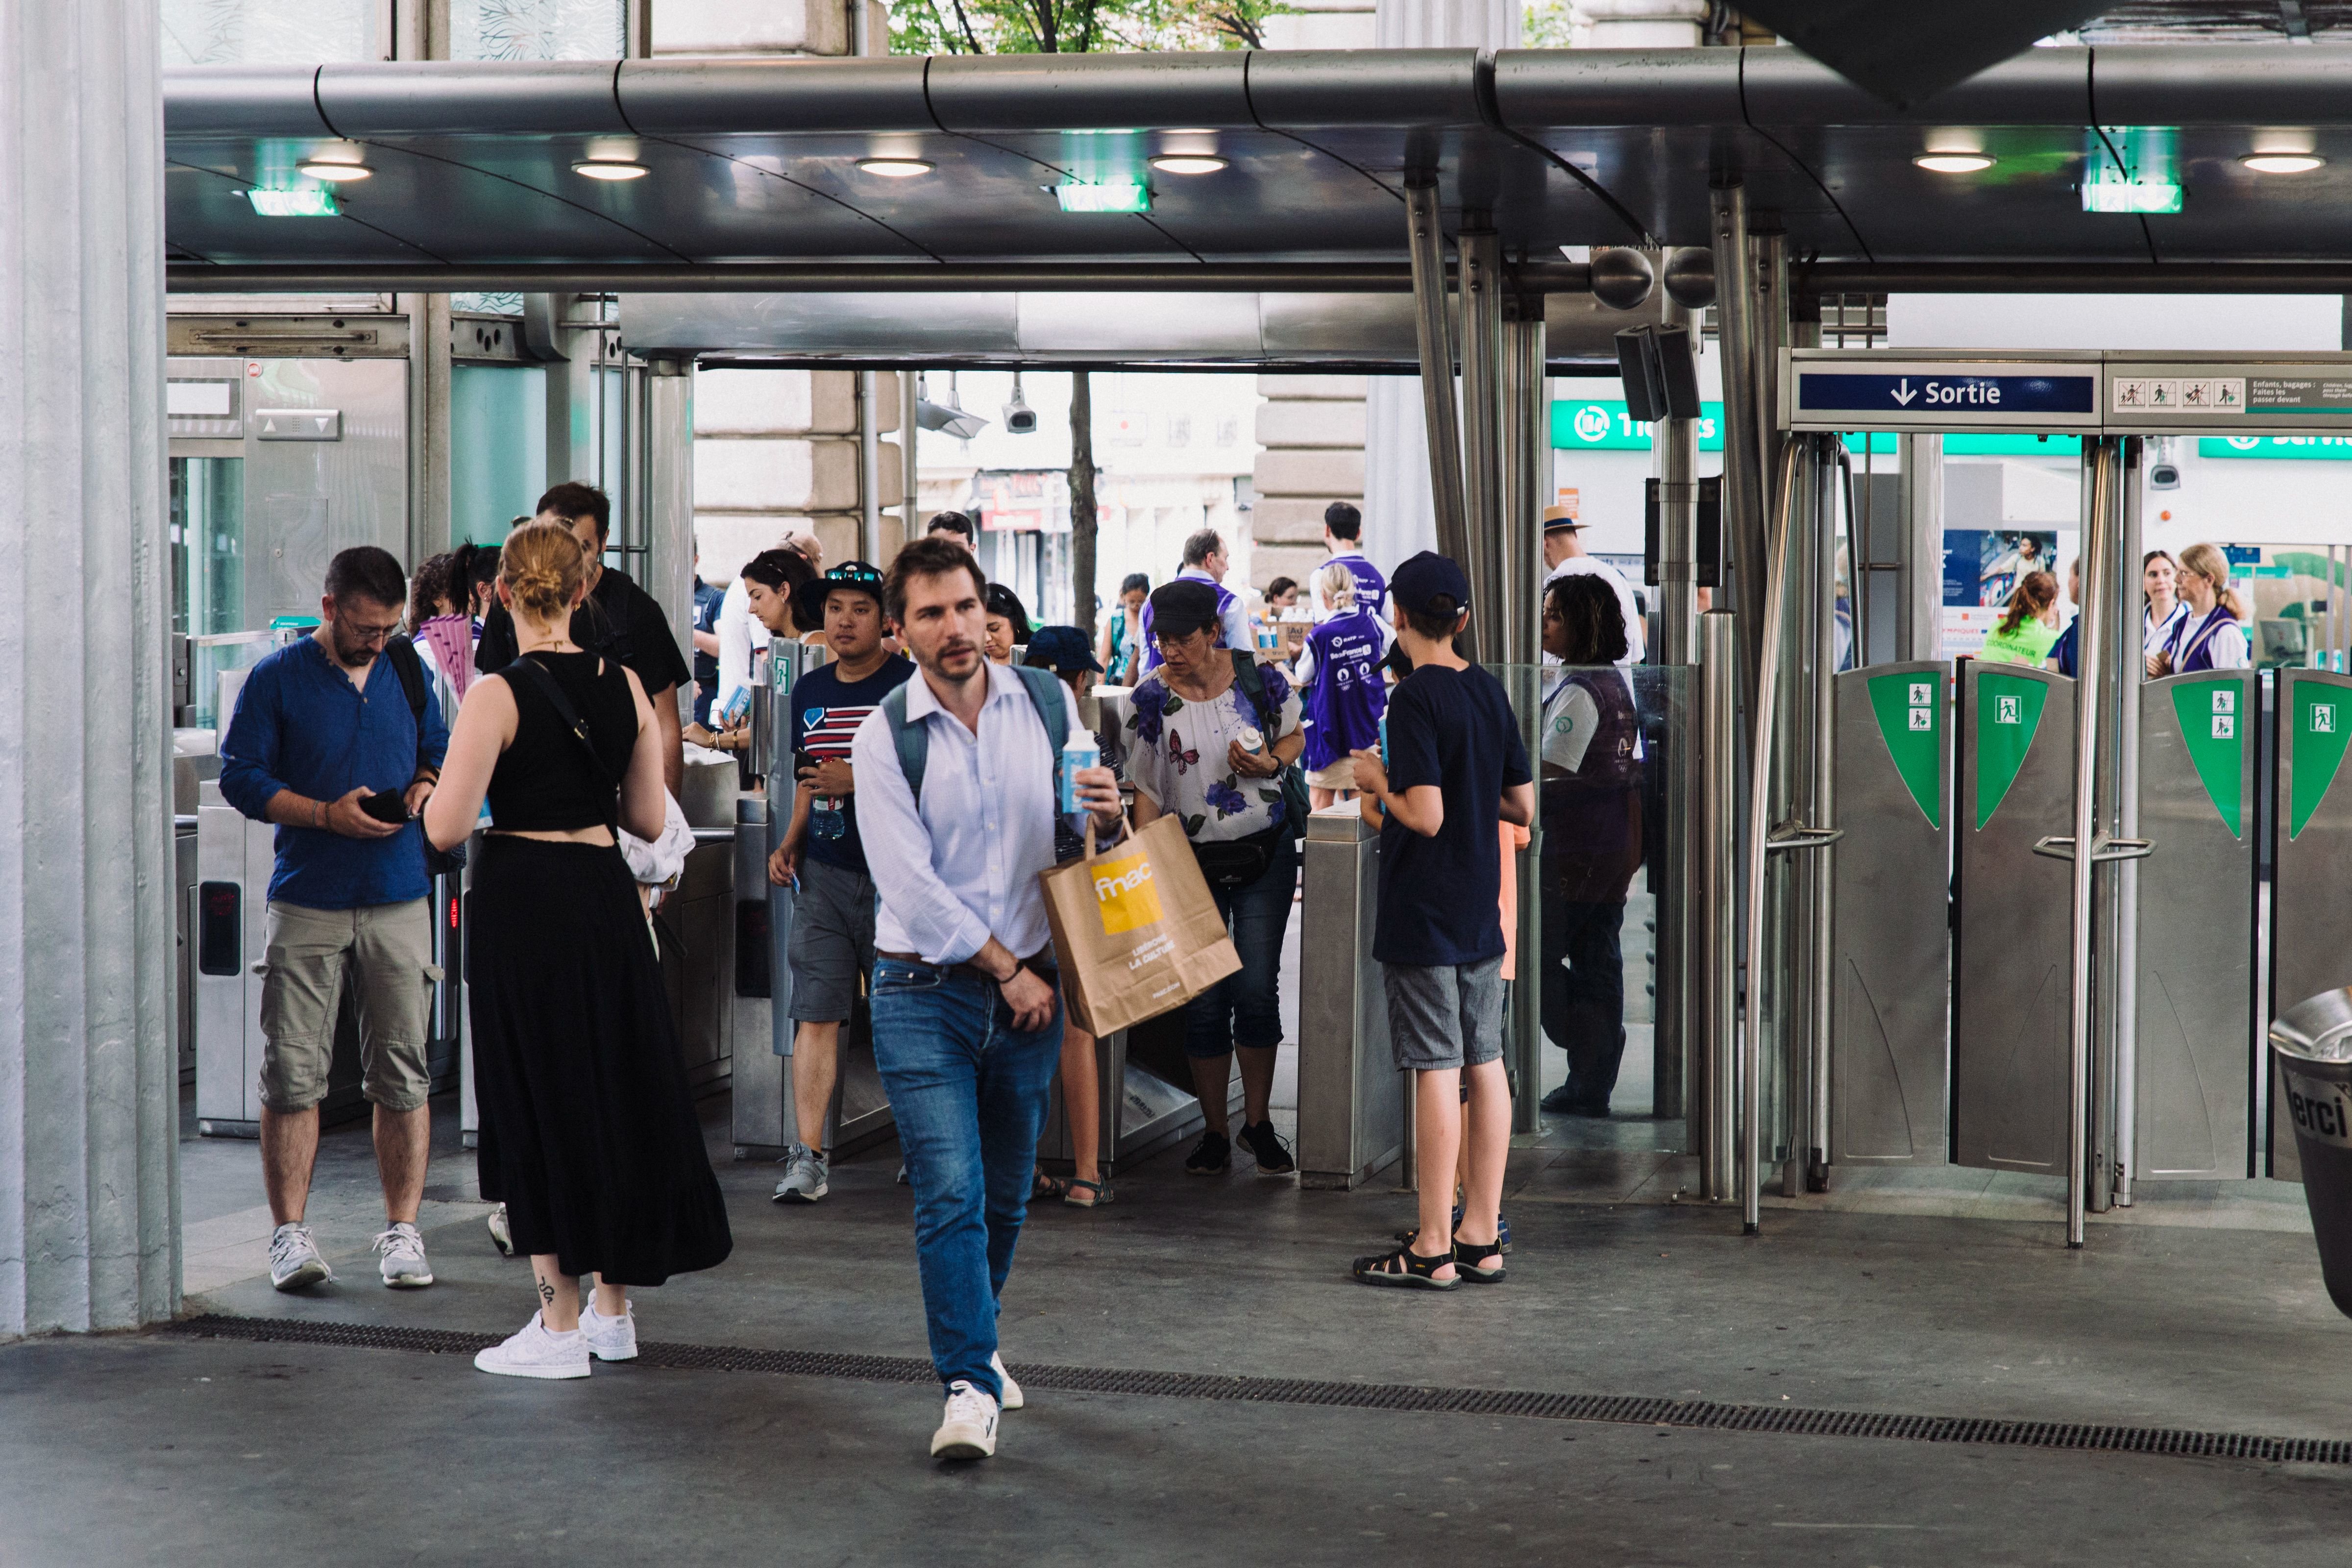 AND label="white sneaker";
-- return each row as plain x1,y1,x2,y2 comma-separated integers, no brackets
473,1311,590,1381
582,1298,638,1362
373,1222,434,1288
487,1202,514,1257
268,1223,333,1292
991,1351,1024,1411
930,1380,999,1459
